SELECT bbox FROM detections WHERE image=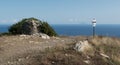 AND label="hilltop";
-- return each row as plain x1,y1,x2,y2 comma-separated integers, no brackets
0,35,120,65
